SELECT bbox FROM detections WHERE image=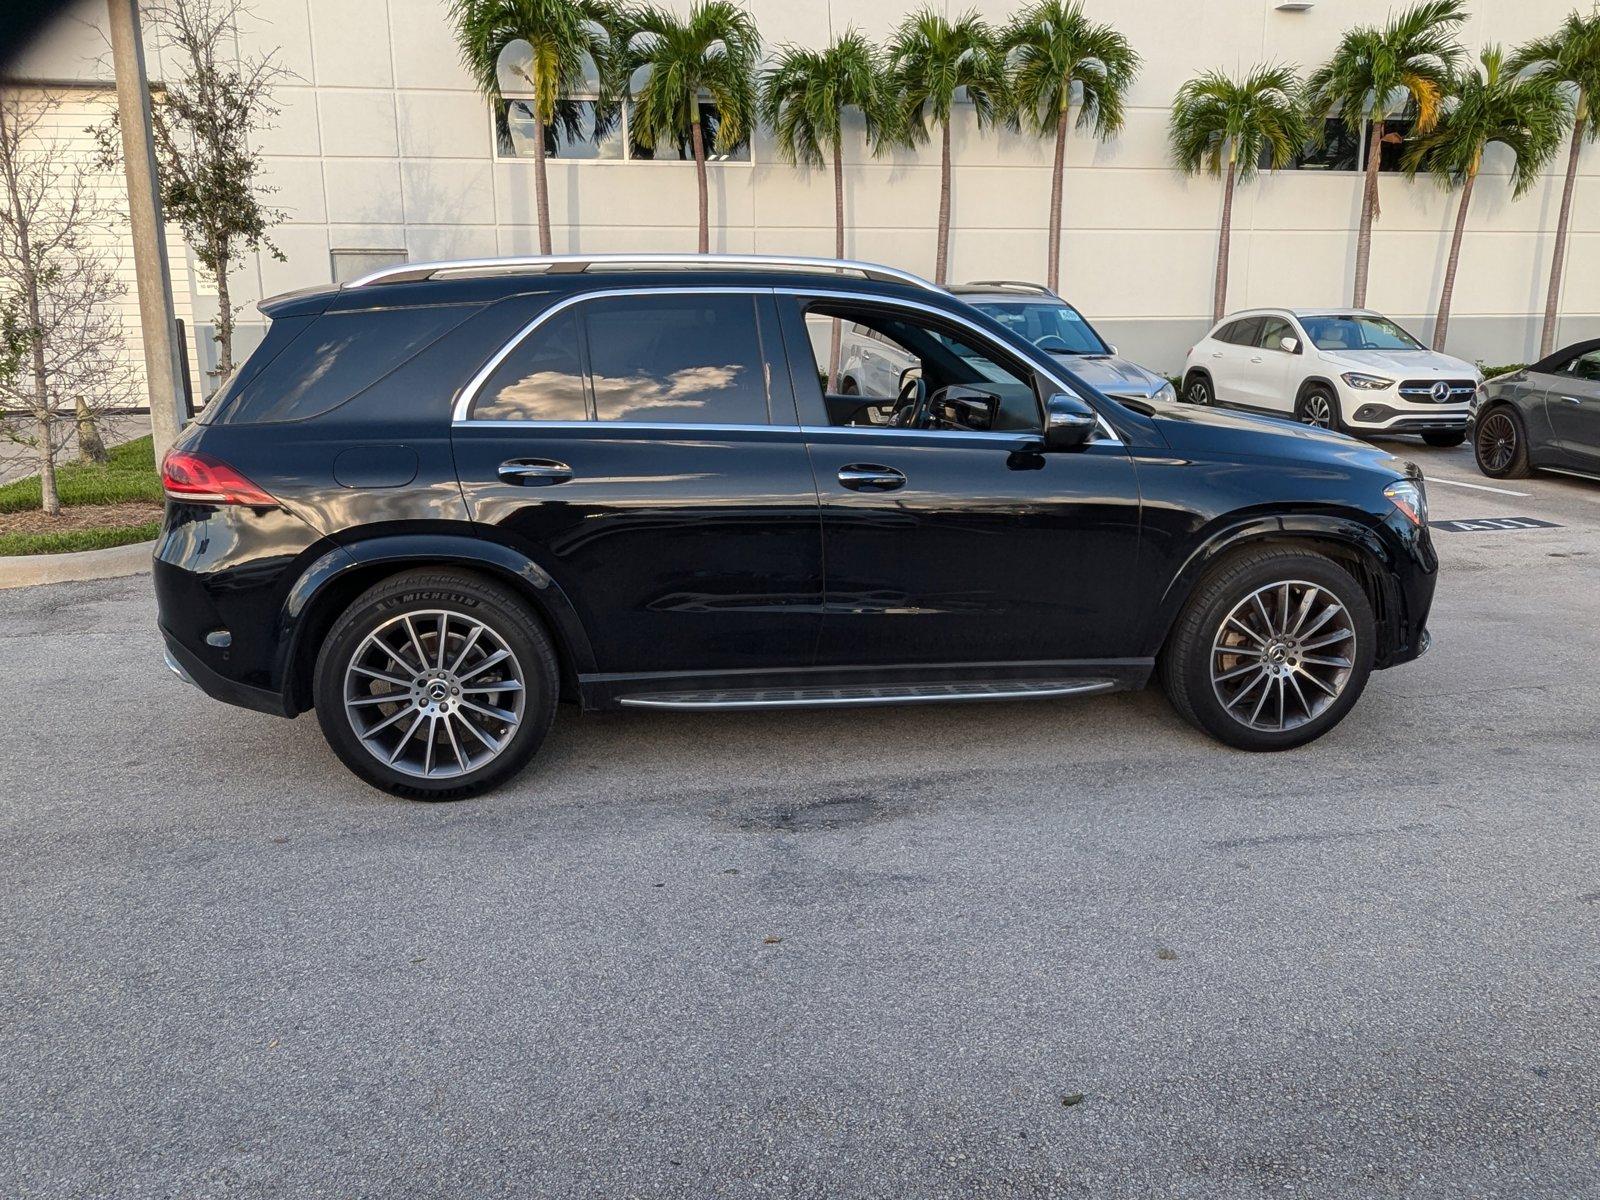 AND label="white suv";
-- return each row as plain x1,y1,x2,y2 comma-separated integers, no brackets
1182,309,1481,446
